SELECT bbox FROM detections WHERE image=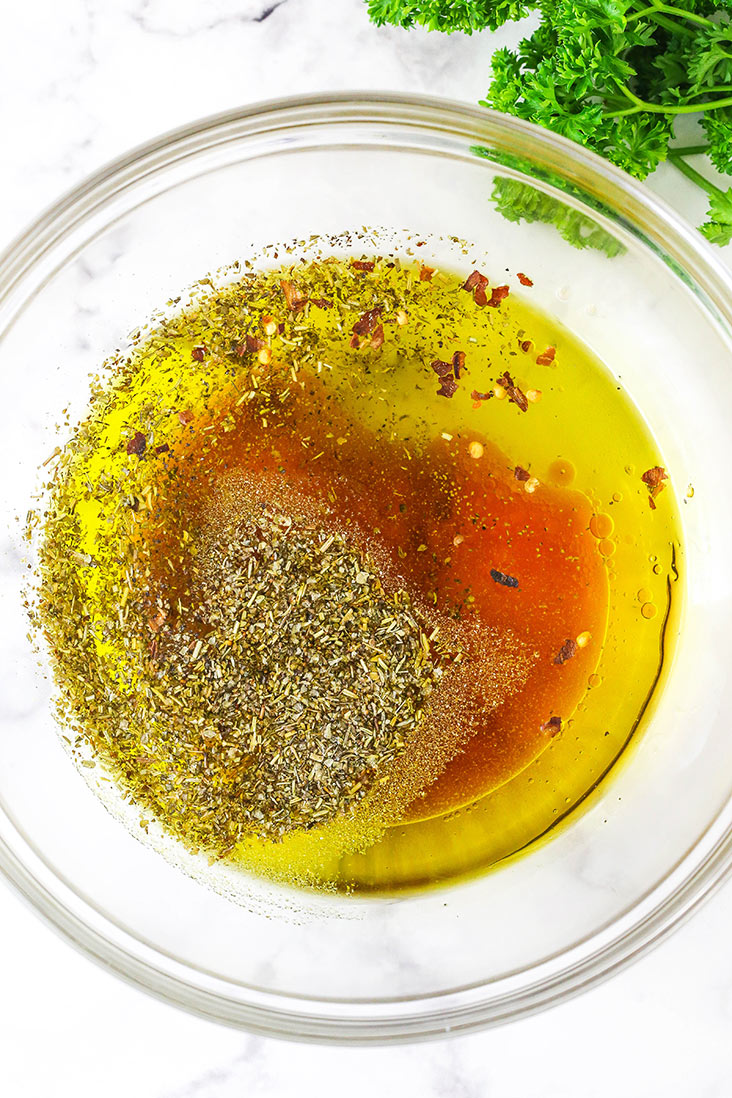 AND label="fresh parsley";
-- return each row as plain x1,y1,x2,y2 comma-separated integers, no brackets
367,0,732,245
